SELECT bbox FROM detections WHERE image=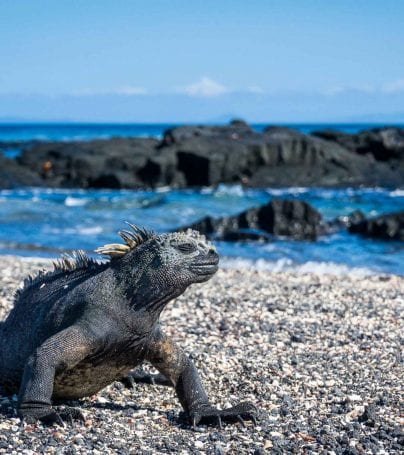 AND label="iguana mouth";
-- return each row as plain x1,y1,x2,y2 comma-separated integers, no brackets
189,257,219,276
190,264,219,276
